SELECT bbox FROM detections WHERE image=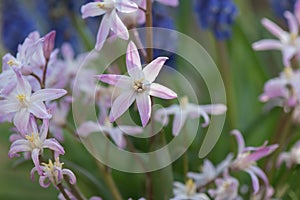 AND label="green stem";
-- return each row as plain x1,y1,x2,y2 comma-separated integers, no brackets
57,183,71,200
145,0,153,63
96,161,123,200
42,59,49,89
267,111,293,181
183,126,189,176
215,41,237,129
65,178,86,200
